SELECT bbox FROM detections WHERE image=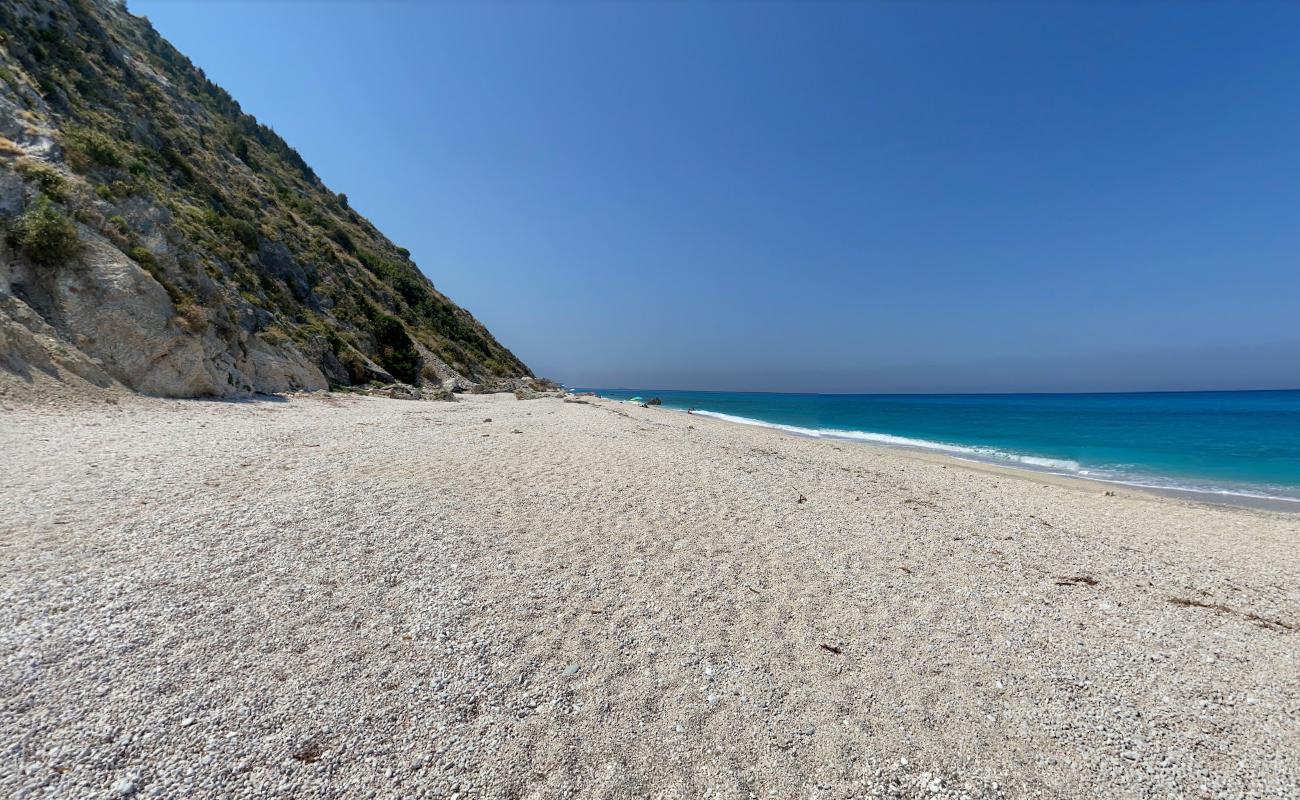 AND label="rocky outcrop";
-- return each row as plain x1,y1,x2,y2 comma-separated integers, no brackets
0,292,119,392
415,341,475,391
2,208,327,397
